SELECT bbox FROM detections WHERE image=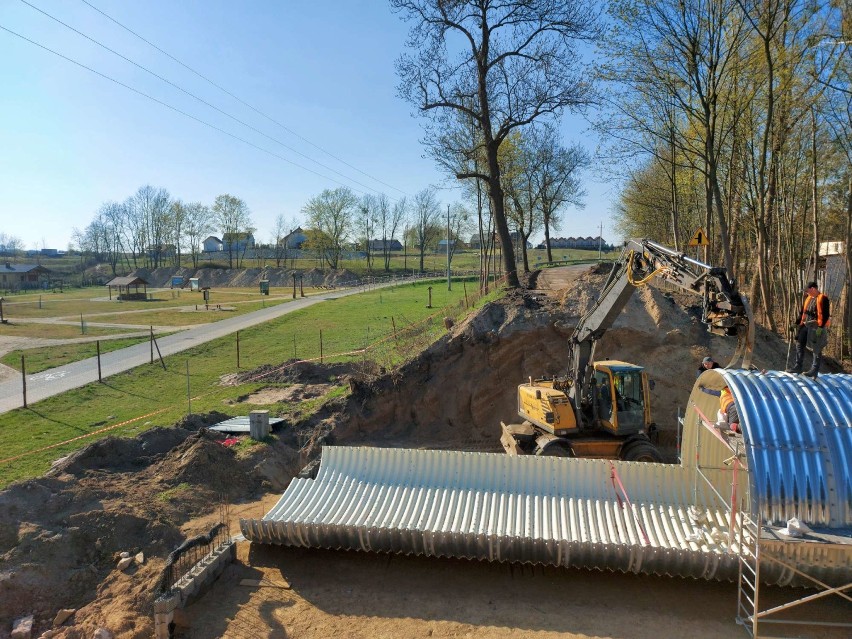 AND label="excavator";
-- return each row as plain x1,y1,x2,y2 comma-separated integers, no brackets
501,239,754,462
